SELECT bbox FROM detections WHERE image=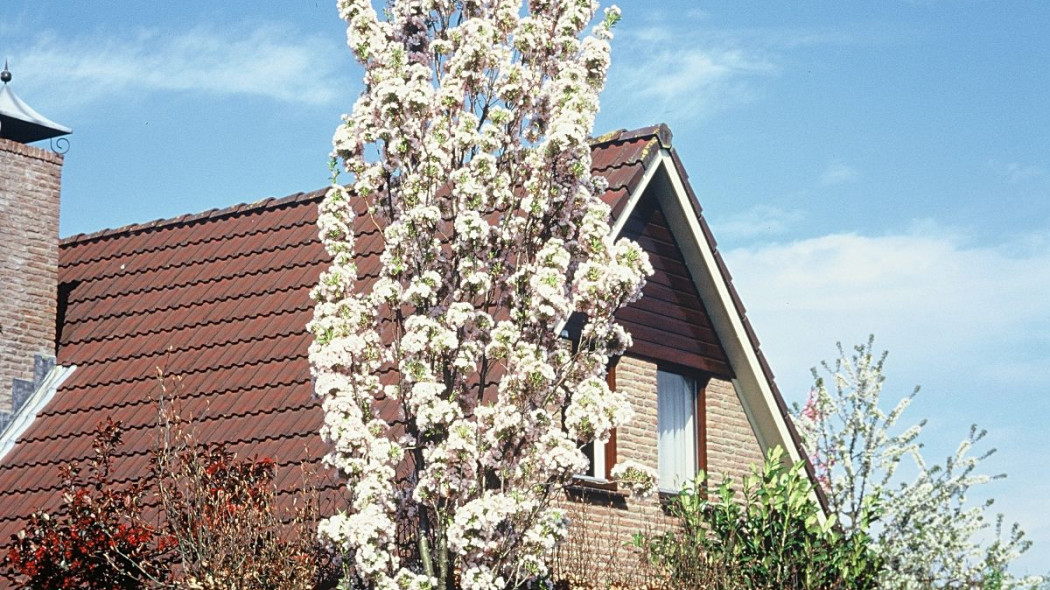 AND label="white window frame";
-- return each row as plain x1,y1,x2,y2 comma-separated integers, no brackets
577,438,609,483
